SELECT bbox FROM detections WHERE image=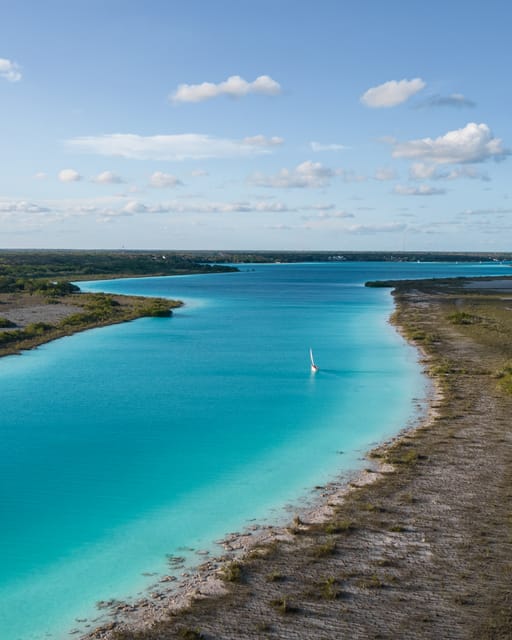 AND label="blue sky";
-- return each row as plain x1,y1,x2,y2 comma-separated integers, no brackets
0,0,510,251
